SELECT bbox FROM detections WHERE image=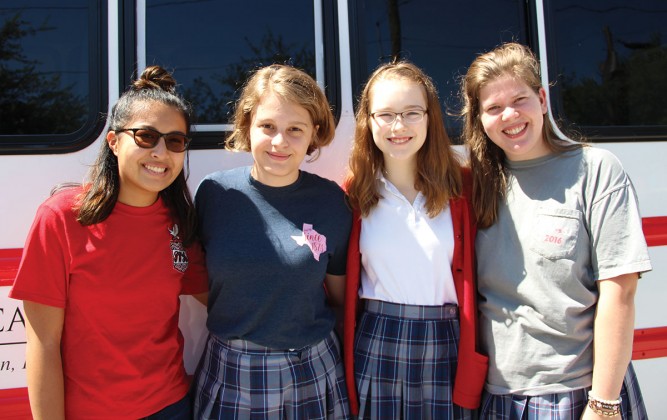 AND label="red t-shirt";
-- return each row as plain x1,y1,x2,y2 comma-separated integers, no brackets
10,187,208,419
